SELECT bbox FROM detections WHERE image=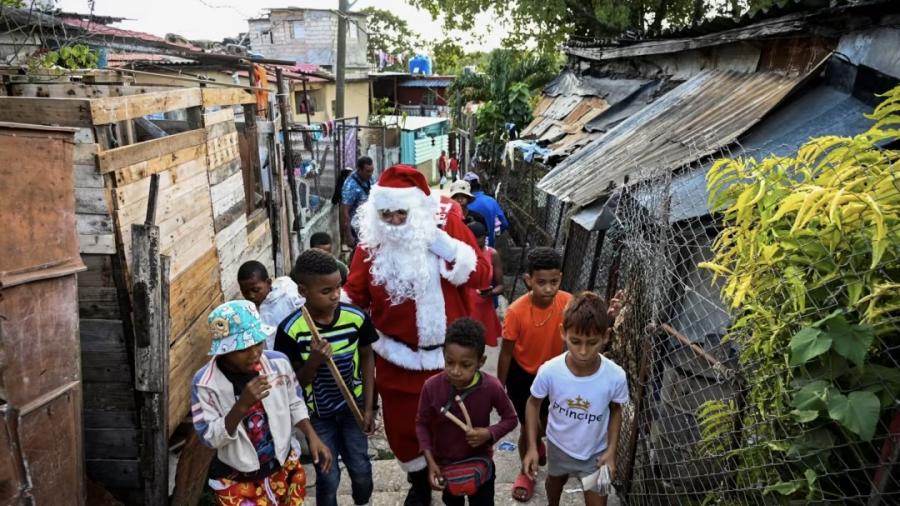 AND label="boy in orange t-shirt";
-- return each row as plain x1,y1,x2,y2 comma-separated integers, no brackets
497,247,572,502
